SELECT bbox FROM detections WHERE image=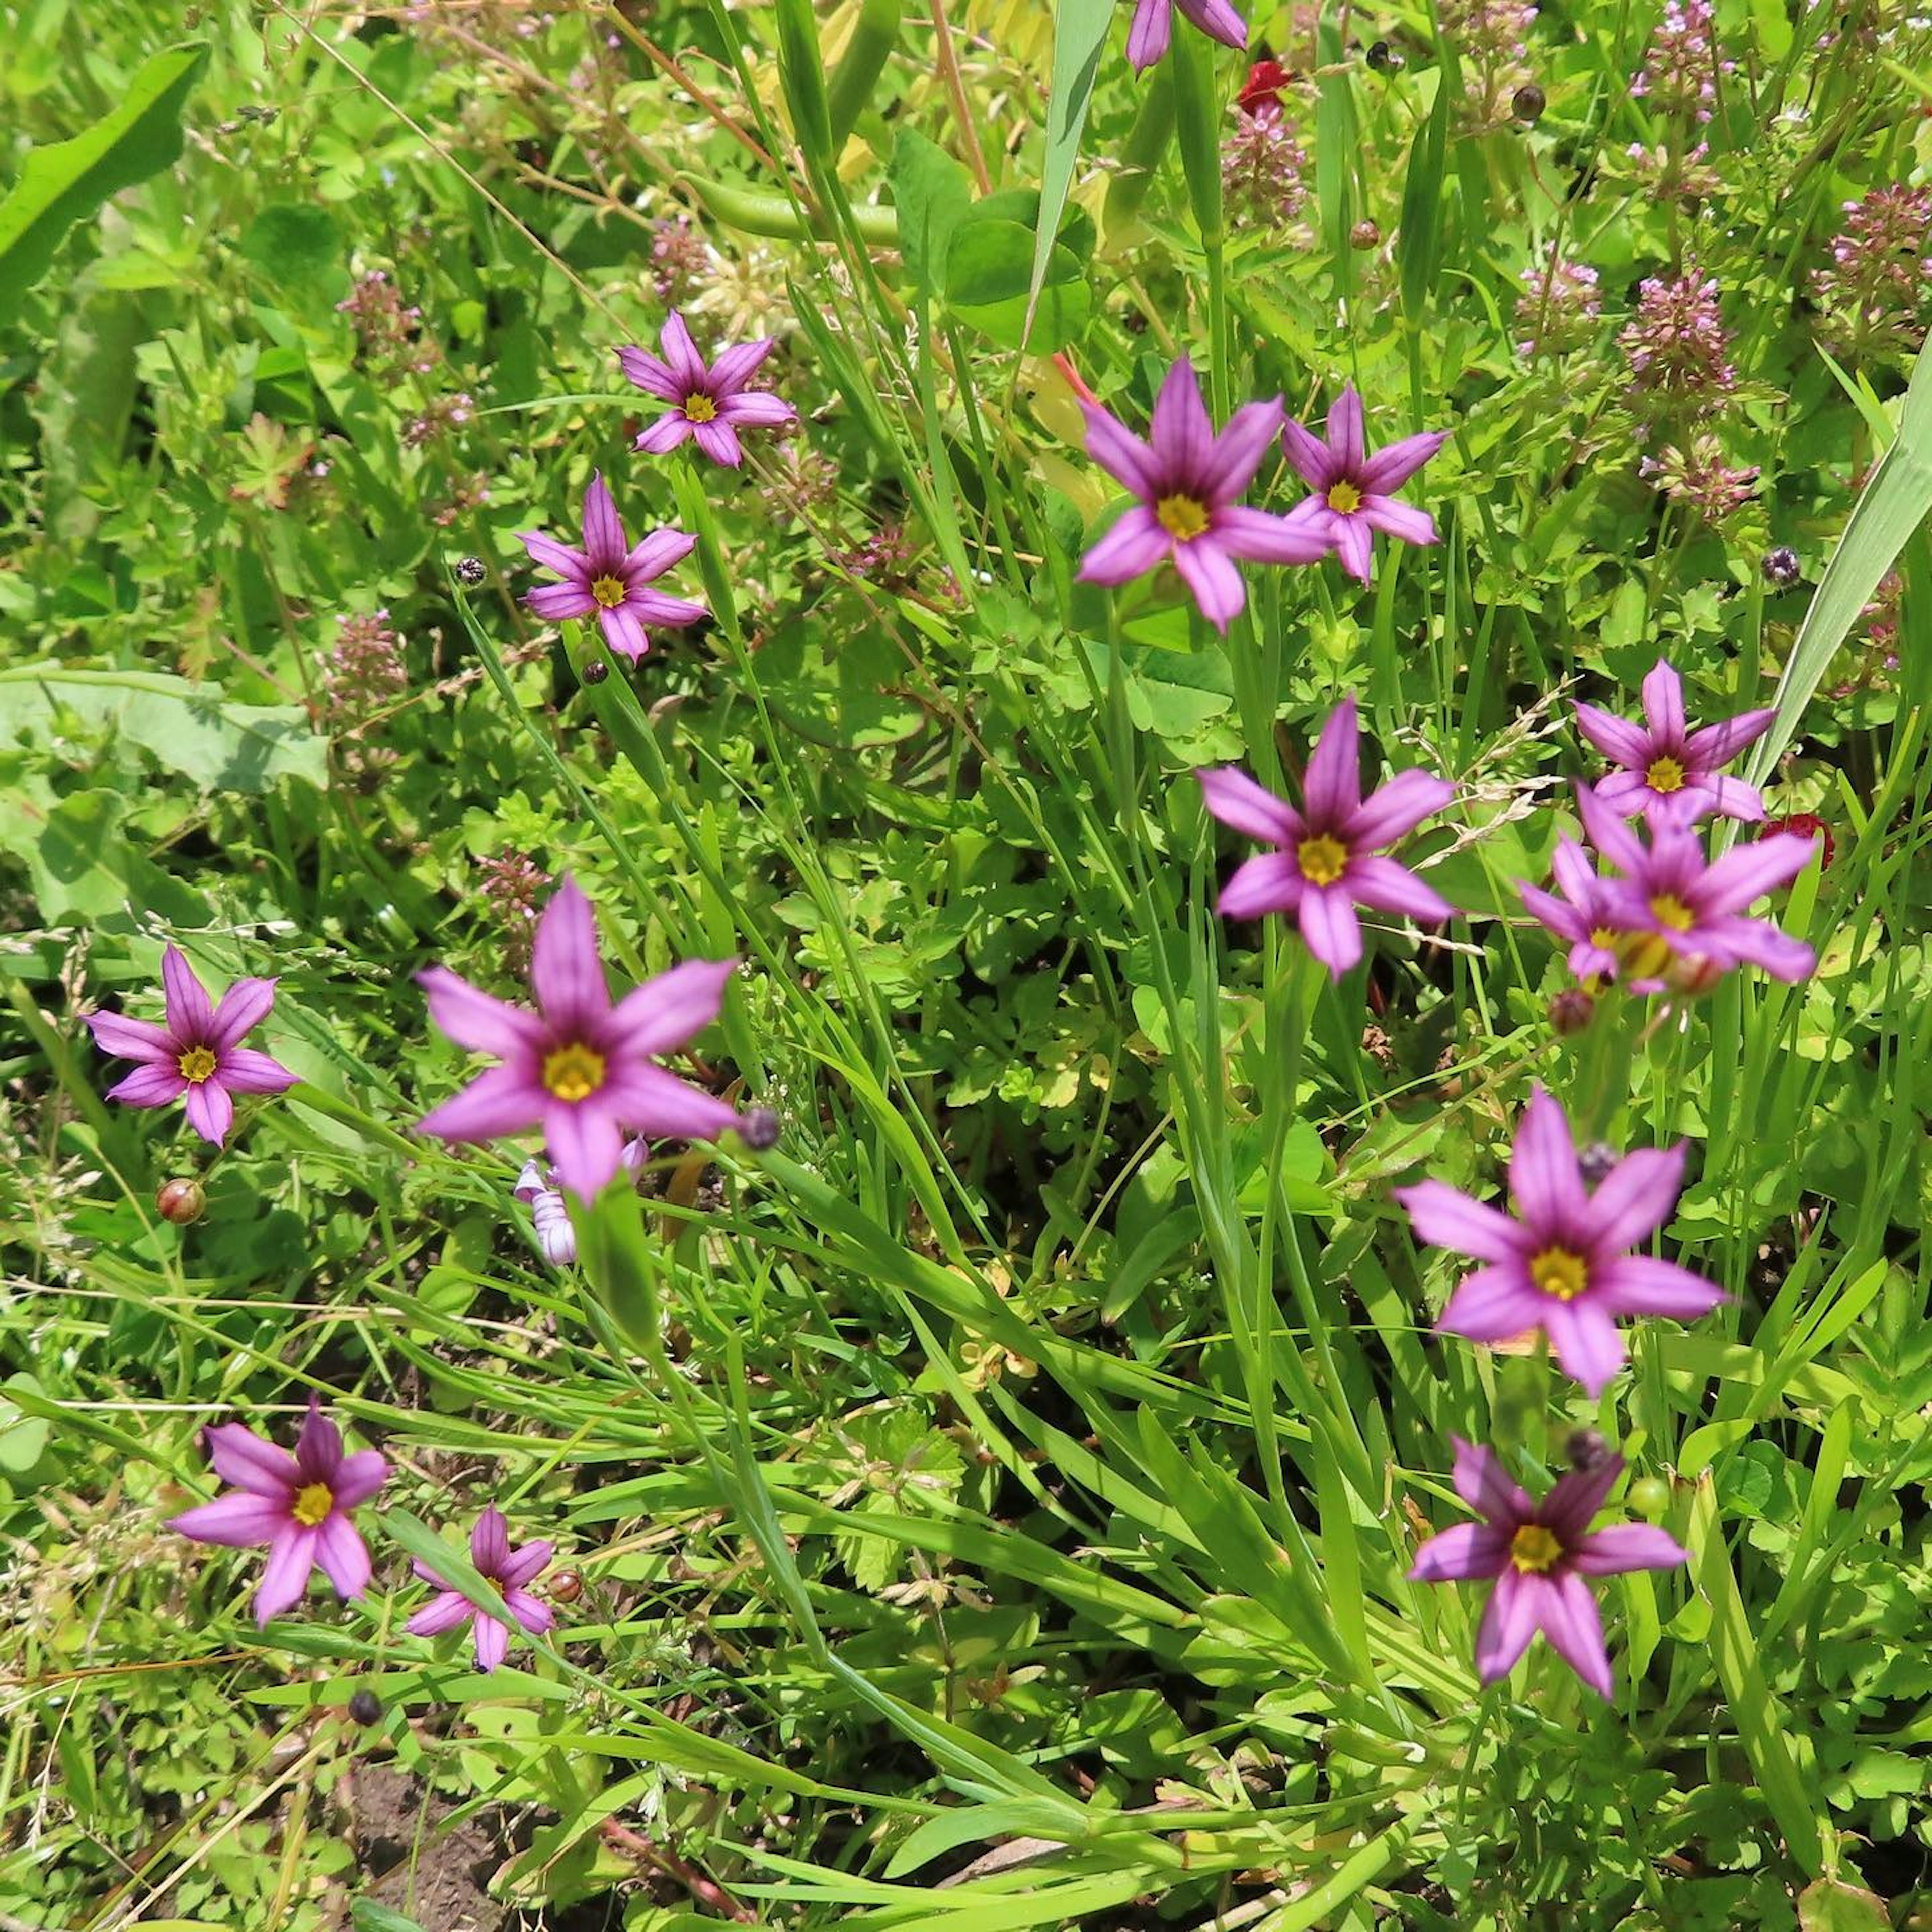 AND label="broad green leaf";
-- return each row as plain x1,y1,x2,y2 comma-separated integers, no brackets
240,202,345,298
0,42,208,325
947,220,1090,352
1027,0,1112,344
889,128,972,302
350,1905,429,1932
